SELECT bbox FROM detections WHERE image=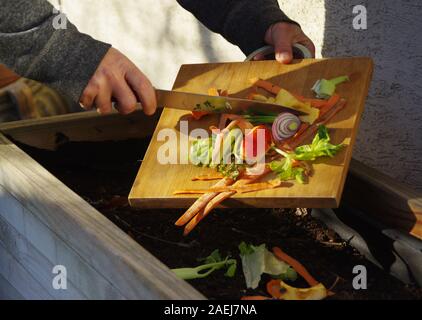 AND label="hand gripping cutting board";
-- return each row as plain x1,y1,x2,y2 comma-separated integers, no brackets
129,58,373,208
